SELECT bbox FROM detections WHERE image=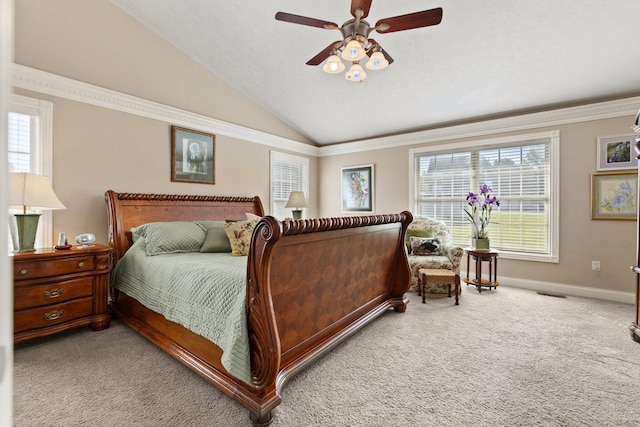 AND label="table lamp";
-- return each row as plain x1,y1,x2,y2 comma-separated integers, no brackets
285,191,308,220
9,172,66,252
